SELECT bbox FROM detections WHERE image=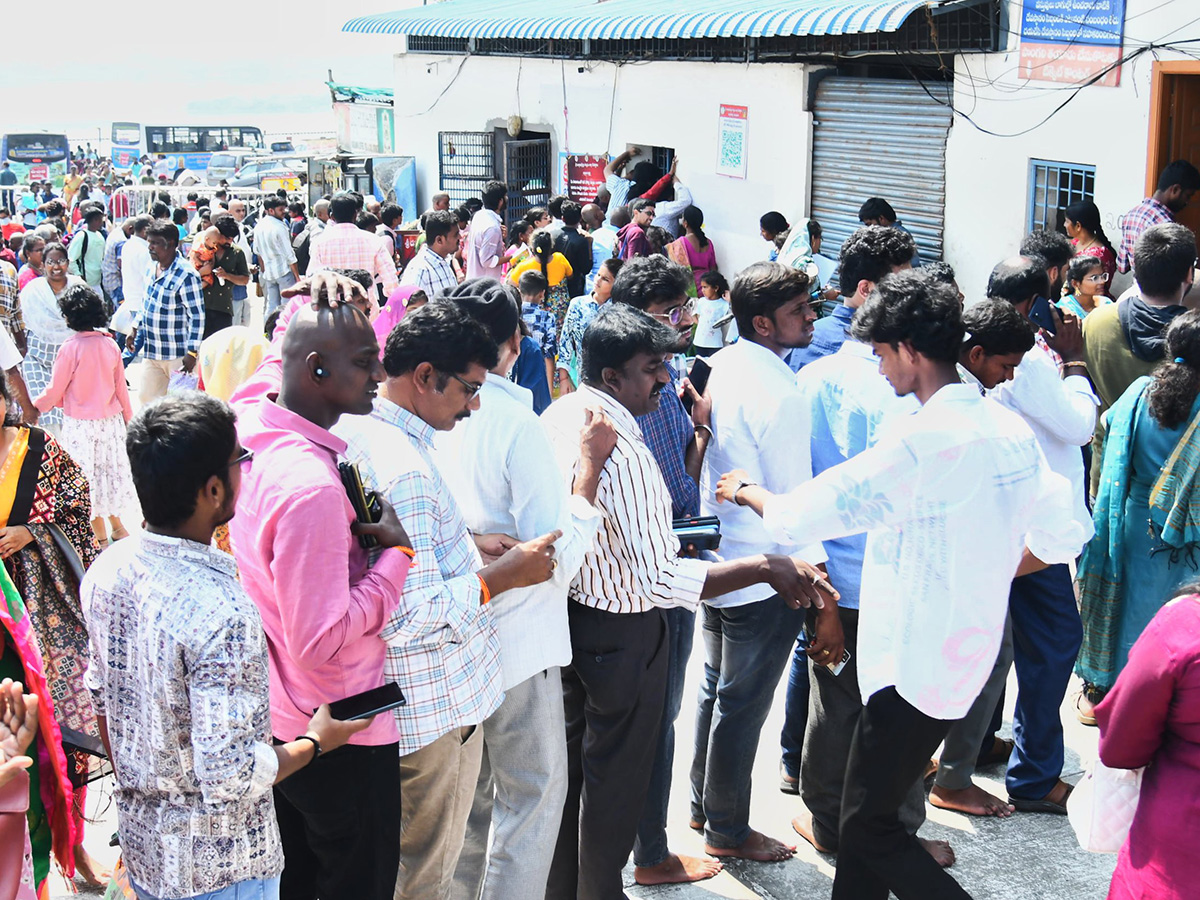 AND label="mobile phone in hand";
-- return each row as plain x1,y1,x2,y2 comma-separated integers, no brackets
683,357,712,414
